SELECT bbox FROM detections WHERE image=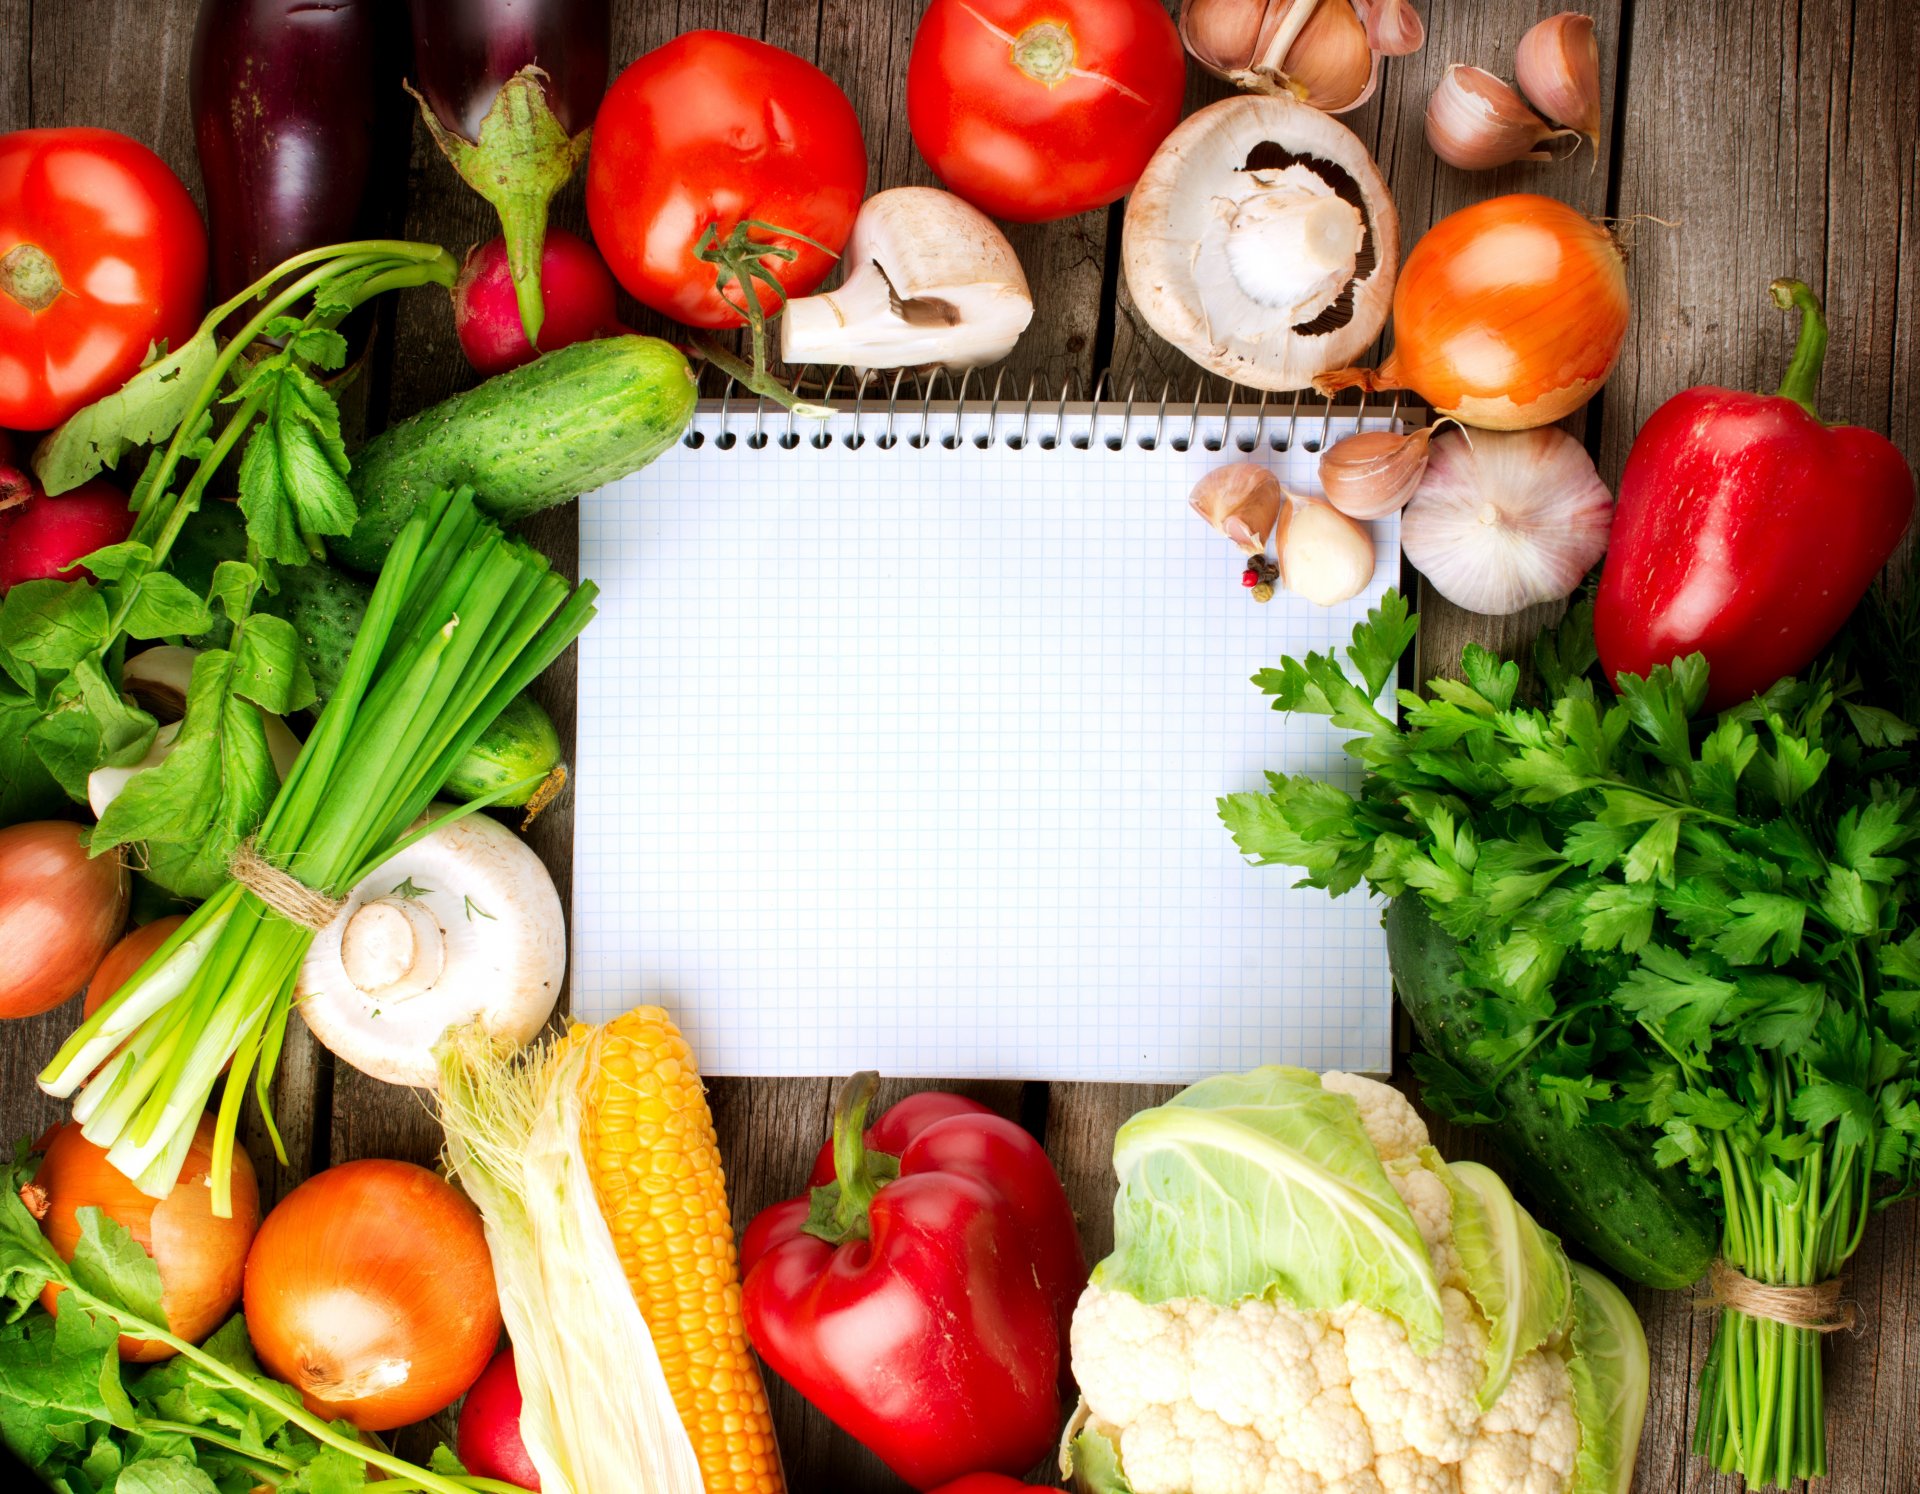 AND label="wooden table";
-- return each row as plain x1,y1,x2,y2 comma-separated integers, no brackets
3,2,1915,1490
